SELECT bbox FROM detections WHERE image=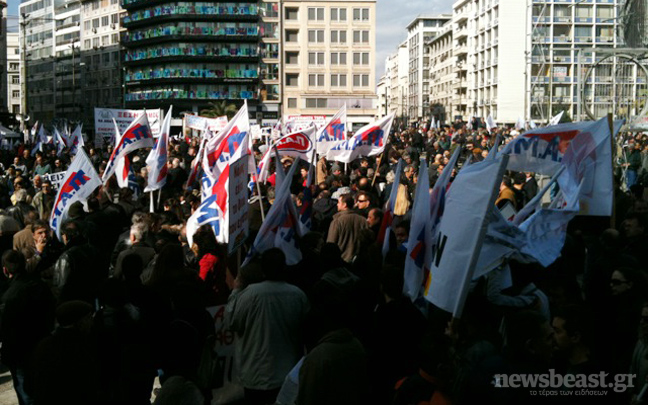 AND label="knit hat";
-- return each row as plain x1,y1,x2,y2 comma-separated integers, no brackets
331,163,342,173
